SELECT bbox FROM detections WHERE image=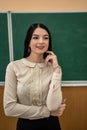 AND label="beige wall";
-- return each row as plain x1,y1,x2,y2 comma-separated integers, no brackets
0,0,87,12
